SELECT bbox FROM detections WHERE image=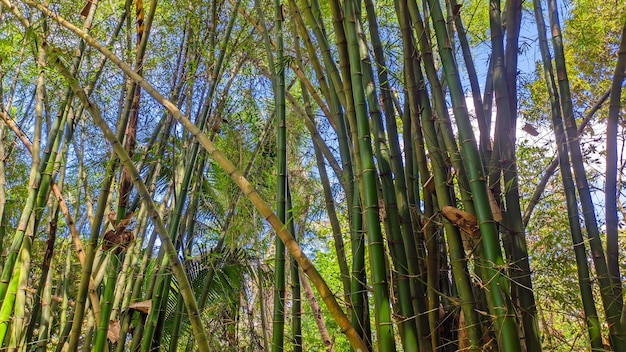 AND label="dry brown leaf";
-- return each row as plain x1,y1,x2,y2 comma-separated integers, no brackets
487,190,503,222
102,230,134,254
441,206,480,239
108,320,120,343
522,123,539,136
80,0,94,18
116,212,134,232
102,230,117,251
457,309,468,350
107,211,117,225
129,300,152,314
